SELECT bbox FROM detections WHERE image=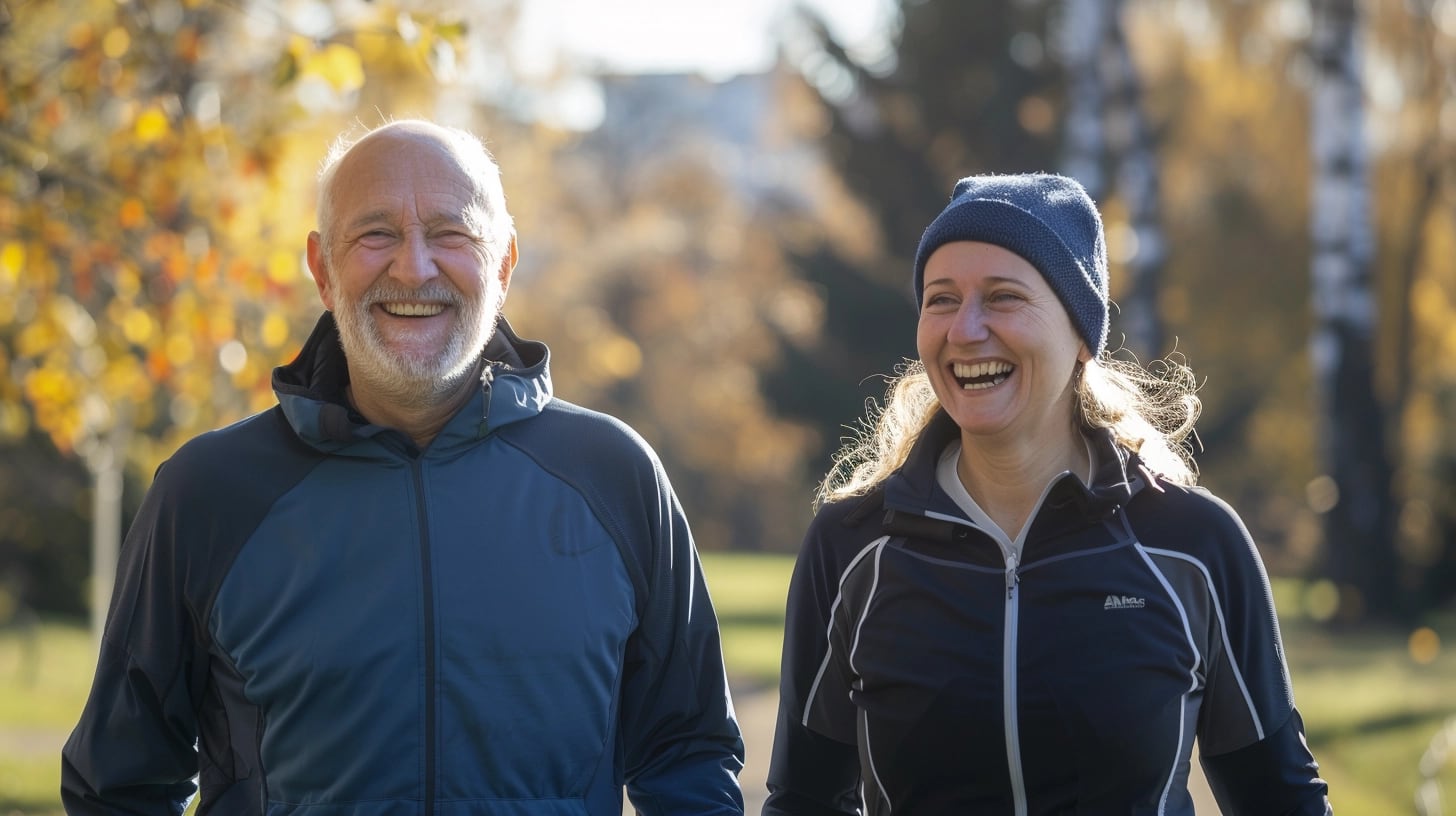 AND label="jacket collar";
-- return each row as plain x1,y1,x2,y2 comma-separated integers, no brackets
272,312,553,454
882,409,1147,526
